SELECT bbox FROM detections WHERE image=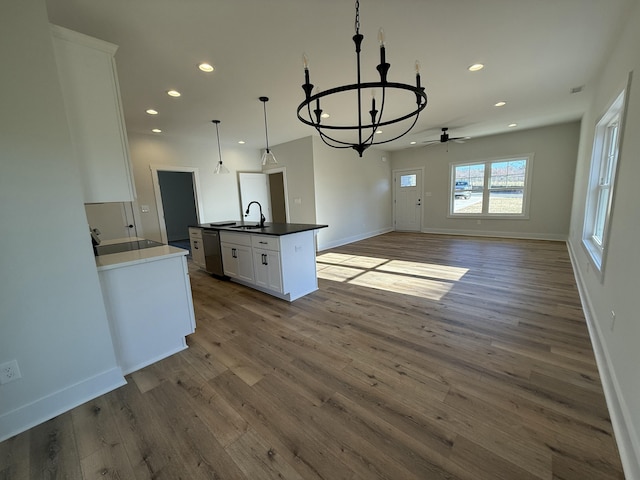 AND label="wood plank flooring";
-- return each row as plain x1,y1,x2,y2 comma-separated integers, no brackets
0,233,625,479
